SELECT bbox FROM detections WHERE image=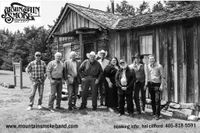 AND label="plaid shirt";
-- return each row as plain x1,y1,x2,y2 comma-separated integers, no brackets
26,60,46,80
